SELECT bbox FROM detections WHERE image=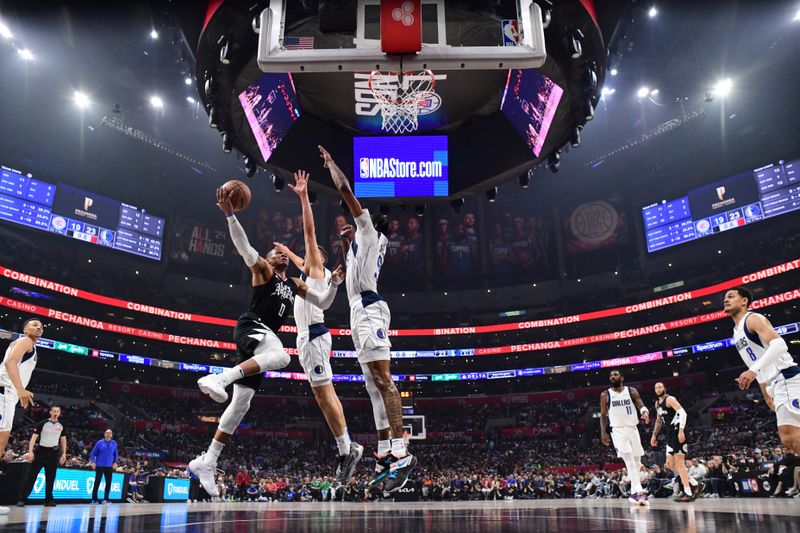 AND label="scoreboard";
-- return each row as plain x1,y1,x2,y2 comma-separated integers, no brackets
642,157,800,252
0,163,165,260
